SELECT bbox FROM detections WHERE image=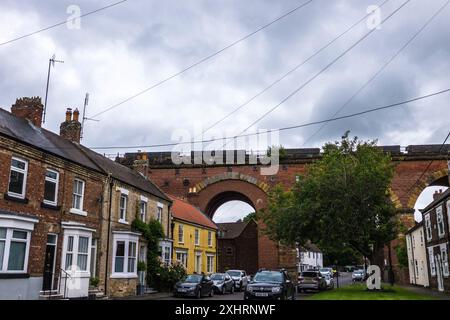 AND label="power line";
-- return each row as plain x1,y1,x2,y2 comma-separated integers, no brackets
197,0,391,139
0,0,128,47
402,130,450,200
87,87,450,150
302,0,450,146
228,0,412,146
90,0,315,118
